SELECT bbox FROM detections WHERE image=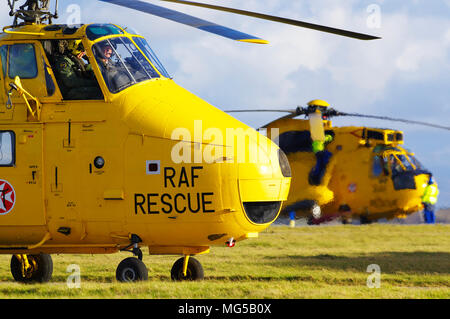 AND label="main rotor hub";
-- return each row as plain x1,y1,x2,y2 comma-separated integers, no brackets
8,0,58,26
306,99,330,116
